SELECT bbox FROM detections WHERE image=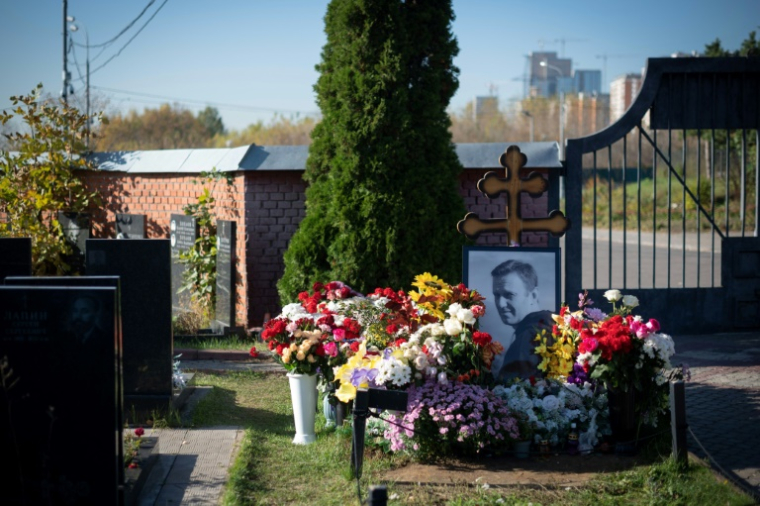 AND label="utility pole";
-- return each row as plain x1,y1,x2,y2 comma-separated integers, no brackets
70,20,90,146
62,0,68,103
